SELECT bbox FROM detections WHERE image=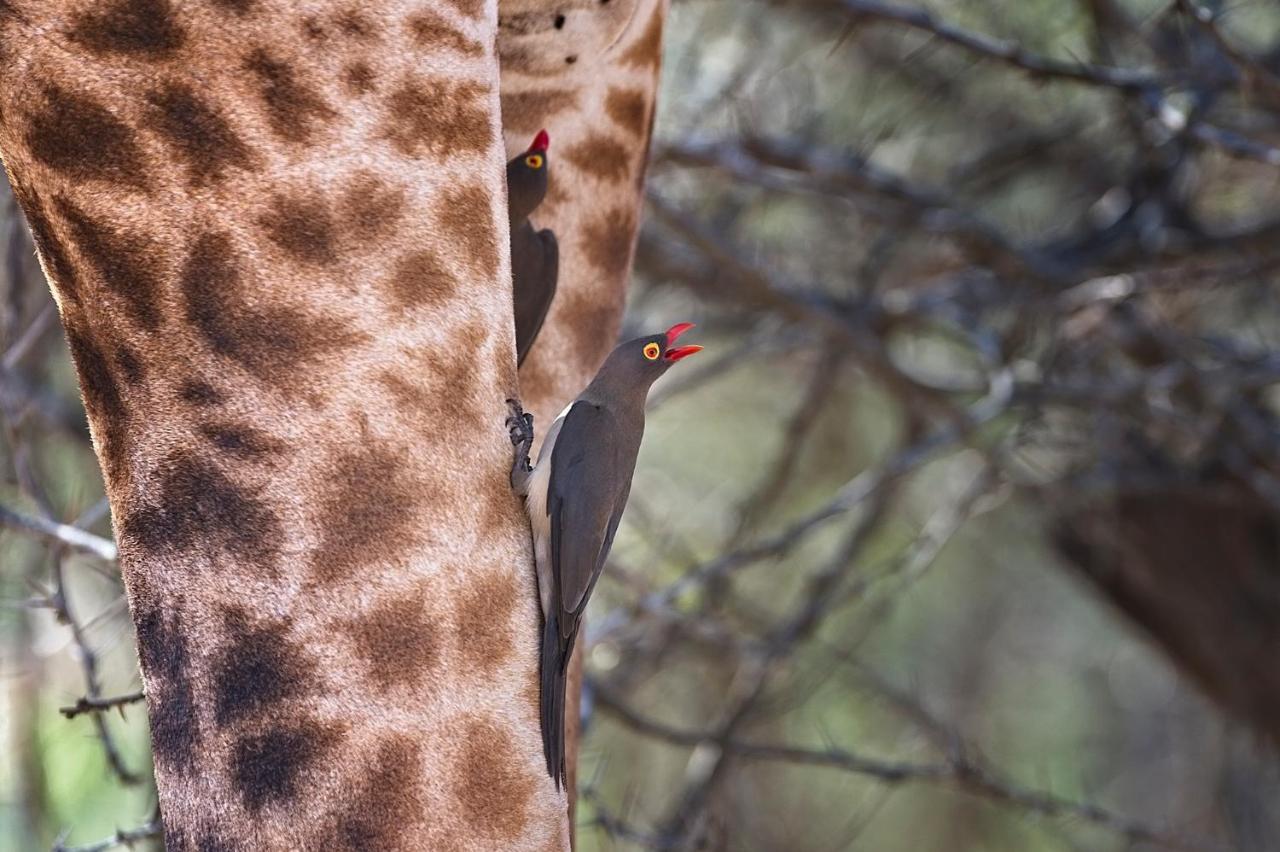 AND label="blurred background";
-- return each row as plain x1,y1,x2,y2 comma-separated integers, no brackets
4,0,1280,849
